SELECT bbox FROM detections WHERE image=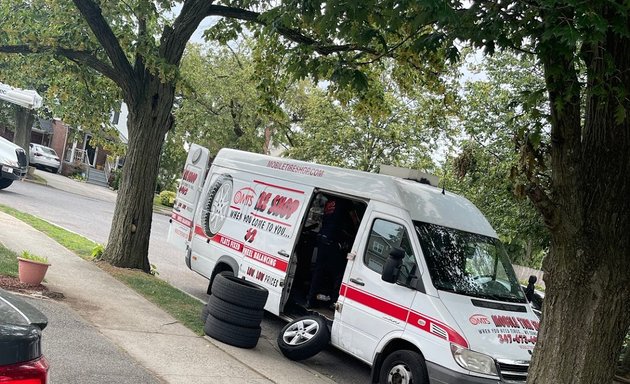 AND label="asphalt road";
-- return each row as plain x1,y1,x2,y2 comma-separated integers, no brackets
24,296,161,384
0,178,371,384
